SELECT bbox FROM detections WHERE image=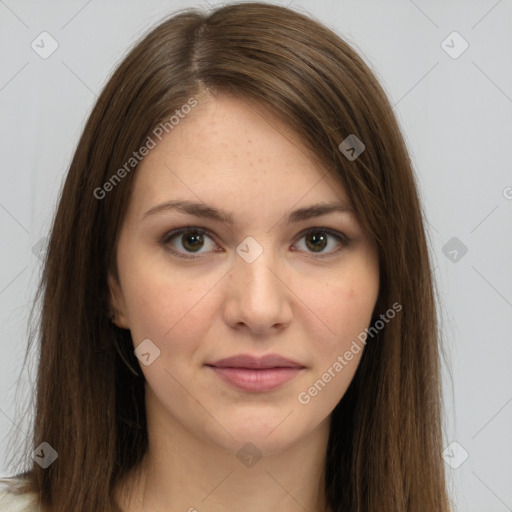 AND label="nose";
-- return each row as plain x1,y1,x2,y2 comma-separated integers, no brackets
222,240,293,336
